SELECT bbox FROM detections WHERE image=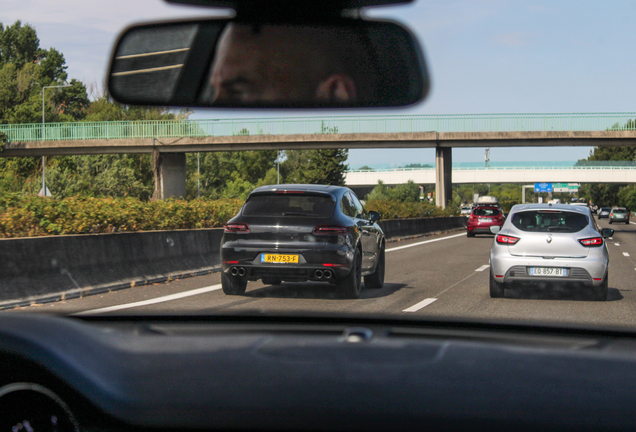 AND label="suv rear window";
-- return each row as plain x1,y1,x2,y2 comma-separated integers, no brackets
613,208,628,214
511,210,588,233
473,208,500,216
243,194,335,217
